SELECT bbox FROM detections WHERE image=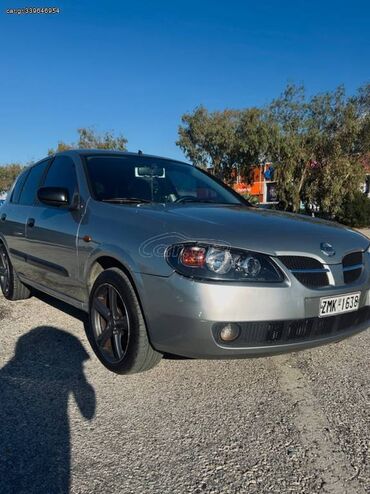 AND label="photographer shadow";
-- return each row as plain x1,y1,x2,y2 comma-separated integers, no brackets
0,326,96,494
